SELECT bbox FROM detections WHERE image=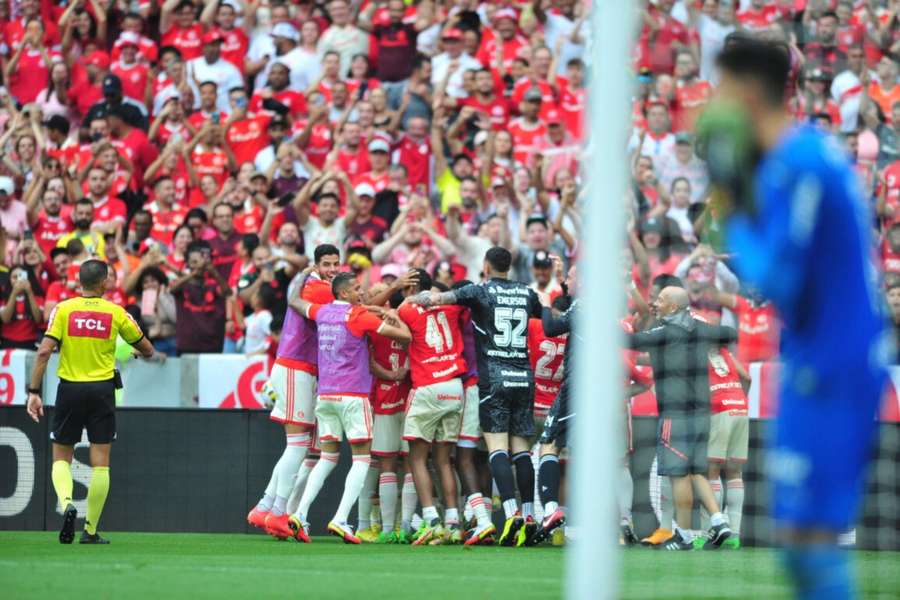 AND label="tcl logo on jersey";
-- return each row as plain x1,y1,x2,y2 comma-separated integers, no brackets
68,311,113,339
